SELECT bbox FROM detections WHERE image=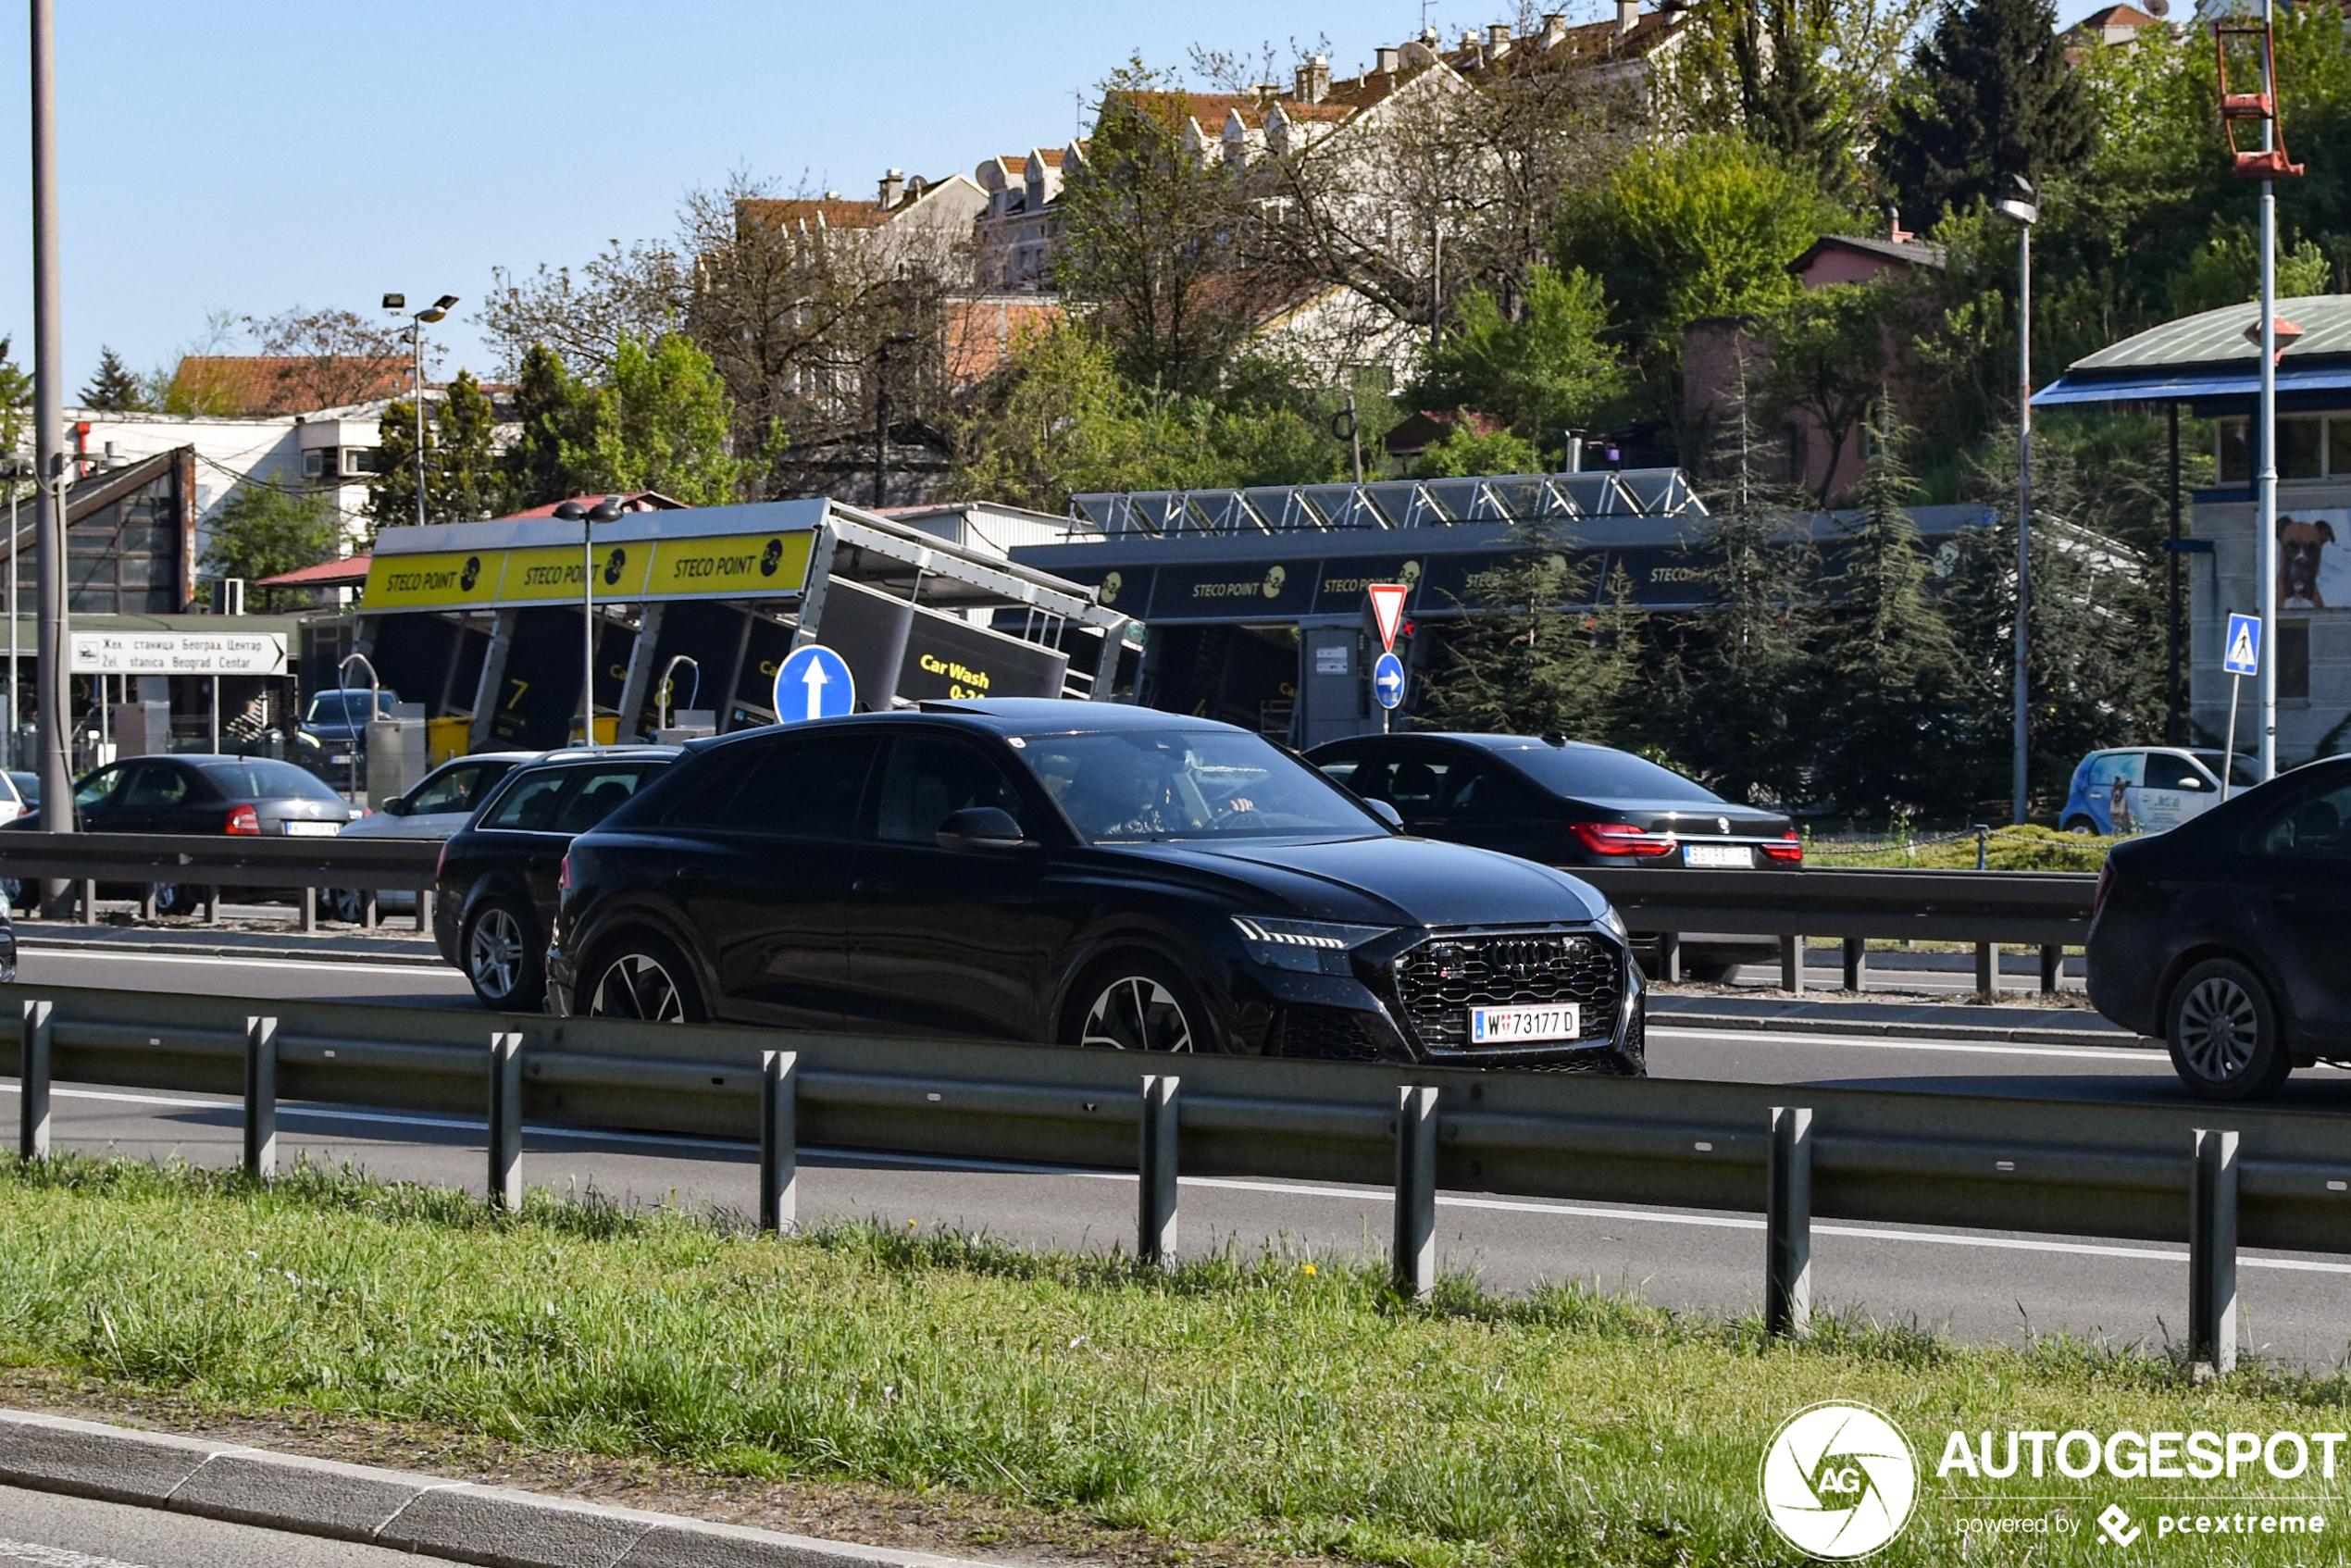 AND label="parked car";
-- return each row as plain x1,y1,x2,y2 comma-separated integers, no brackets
7,771,35,813
2060,747,2258,836
327,752,534,921
2085,753,2351,1100
434,747,679,1009
0,768,27,826
1304,732,1797,982
53,753,364,914
300,687,401,768
547,701,1644,1073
